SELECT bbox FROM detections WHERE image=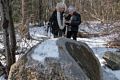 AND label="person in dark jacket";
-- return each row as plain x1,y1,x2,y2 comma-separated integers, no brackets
49,2,67,38
65,5,81,40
